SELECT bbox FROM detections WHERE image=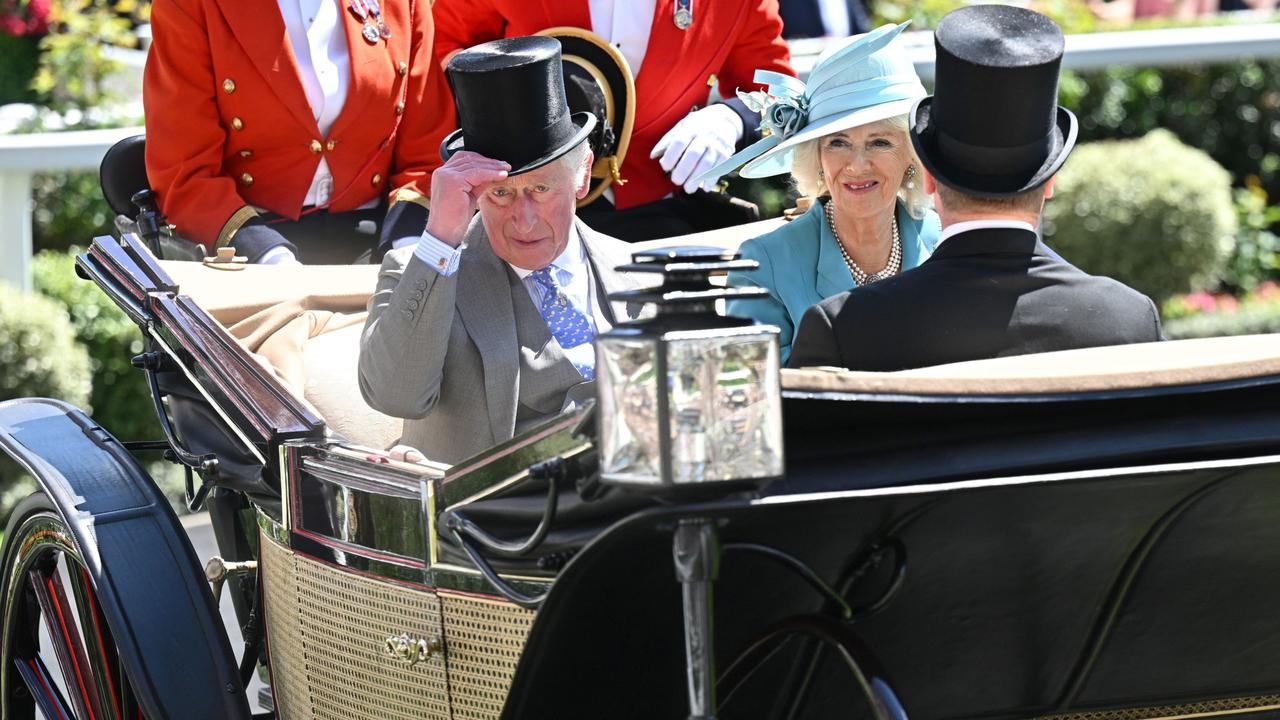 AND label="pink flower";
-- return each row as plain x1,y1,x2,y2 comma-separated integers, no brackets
1183,292,1218,313
1216,295,1239,313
